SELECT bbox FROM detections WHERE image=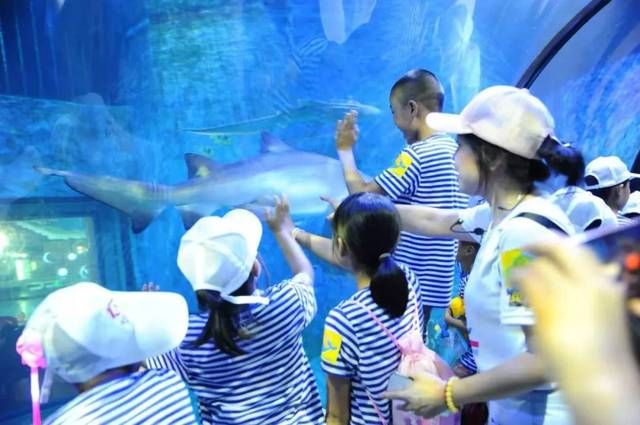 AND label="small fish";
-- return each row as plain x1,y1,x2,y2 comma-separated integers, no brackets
183,99,381,136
